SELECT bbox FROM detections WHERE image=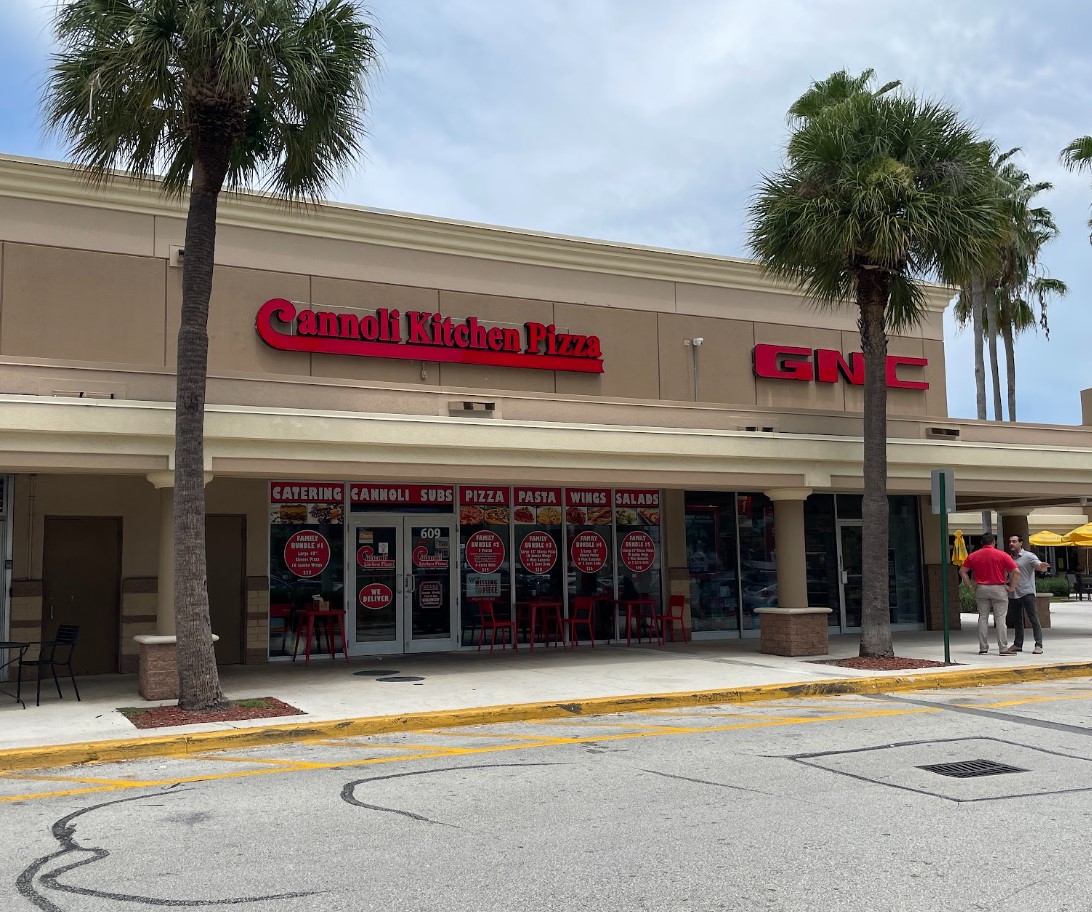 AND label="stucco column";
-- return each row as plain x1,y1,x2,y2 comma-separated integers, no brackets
765,487,811,609
147,472,177,636
1000,511,1030,545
